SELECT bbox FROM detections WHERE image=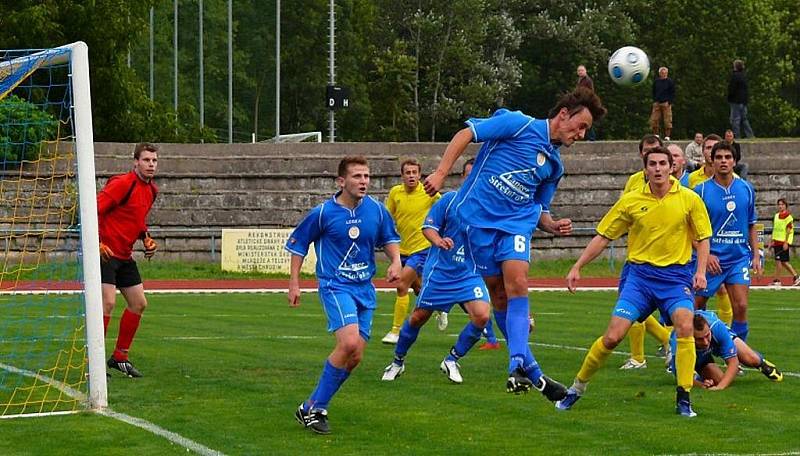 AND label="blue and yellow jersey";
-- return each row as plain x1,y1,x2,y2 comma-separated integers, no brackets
597,178,712,266
675,170,690,188
453,109,564,235
386,183,440,256
688,166,712,188
286,193,400,284
694,177,756,266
